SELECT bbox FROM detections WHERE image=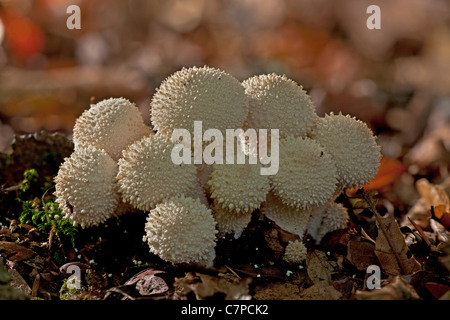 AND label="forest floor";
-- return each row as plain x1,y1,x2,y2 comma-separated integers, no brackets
0,128,449,301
